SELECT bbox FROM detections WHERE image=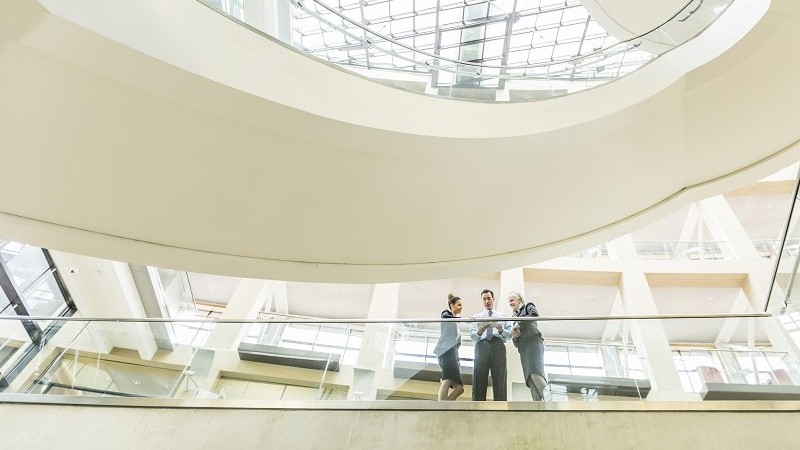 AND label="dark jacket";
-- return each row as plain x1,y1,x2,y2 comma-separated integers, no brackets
512,302,542,347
